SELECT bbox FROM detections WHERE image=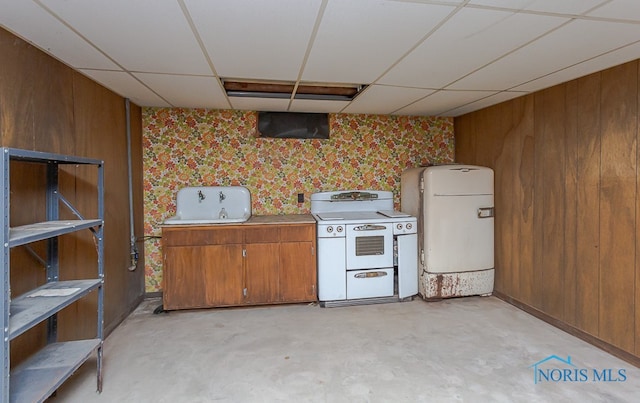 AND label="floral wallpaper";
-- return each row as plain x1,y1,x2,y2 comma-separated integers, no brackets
143,108,454,292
